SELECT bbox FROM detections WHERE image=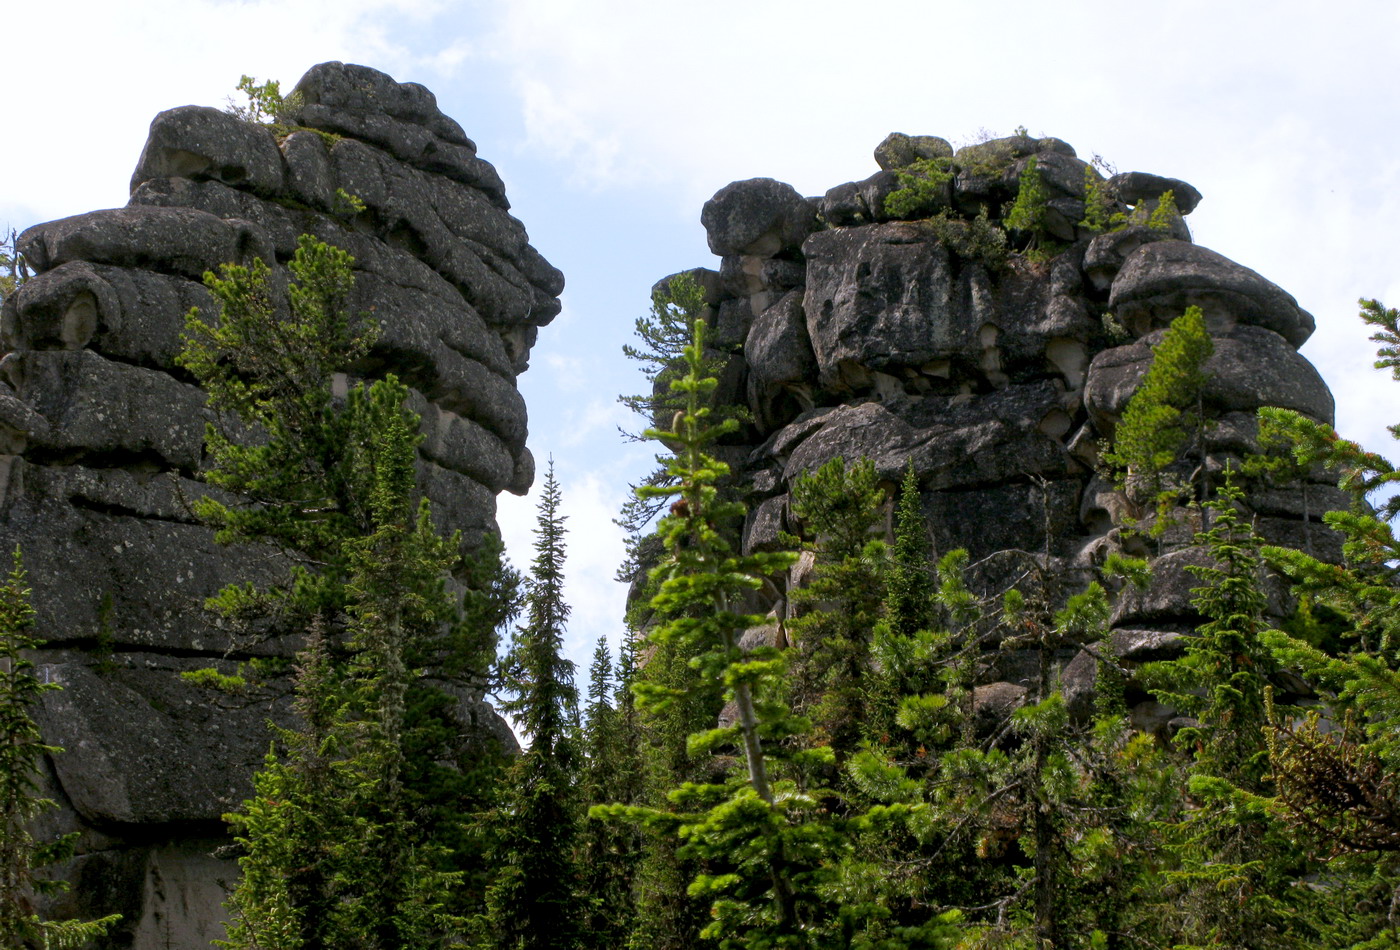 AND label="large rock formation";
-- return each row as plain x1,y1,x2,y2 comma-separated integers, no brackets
1,63,560,947
661,131,1338,742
